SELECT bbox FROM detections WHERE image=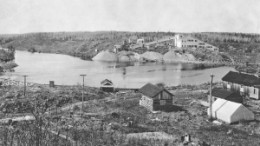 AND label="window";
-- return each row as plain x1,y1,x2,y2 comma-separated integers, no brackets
240,87,244,92
254,88,256,94
227,84,231,89
160,100,166,105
